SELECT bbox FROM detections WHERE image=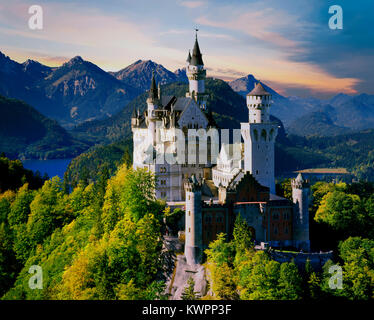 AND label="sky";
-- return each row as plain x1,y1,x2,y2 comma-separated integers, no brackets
0,0,373,98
